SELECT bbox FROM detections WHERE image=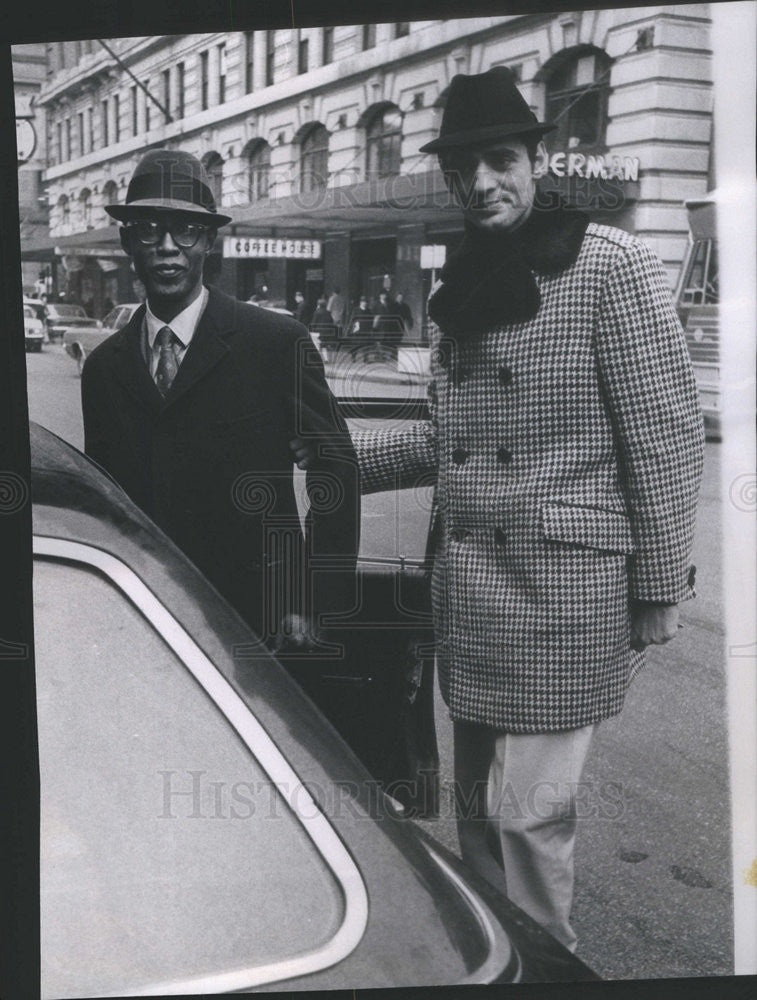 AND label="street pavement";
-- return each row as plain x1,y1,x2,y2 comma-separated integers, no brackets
25,341,732,981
